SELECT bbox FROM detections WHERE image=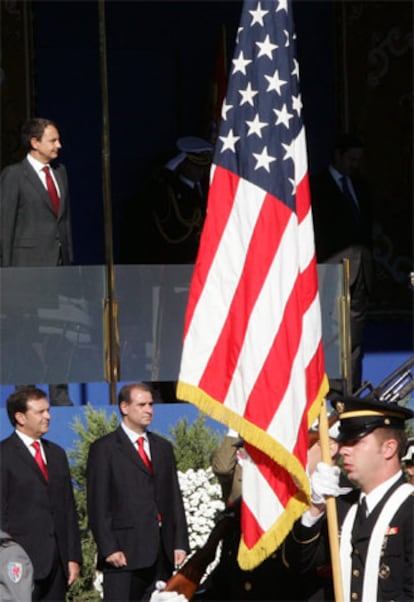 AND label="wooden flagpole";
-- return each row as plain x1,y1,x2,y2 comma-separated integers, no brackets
318,398,344,602
98,0,119,405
